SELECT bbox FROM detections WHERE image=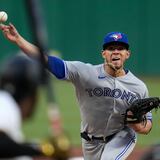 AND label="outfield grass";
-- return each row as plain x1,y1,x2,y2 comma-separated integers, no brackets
23,77,160,147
